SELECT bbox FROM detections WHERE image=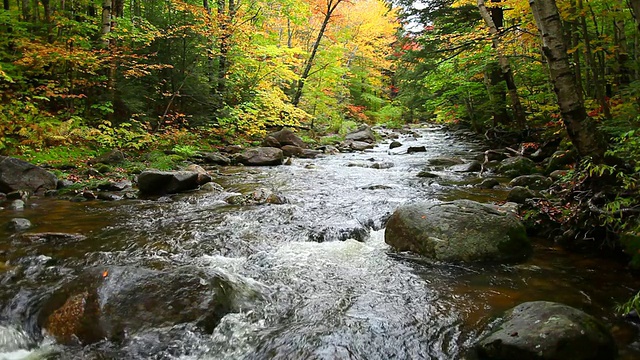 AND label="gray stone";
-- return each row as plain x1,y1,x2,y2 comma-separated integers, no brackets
301,149,322,159
202,152,231,166
265,128,307,148
7,218,32,231
8,200,25,211
184,164,212,185
497,156,537,176
477,179,500,189
389,141,402,149
385,200,530,263
98,180,132,192
345,125,376,143
261,135,281,148
88,150,125,165
97,193,123,201
549,170,568,180
342,140,374,151
509,174,553,190
137,170,204,195
0,156,58,194
281,145,304,158
371,162,394,169
57,179,74,189
235,147,284,166
507,186,536,204
417,170,439,178
200,182,224,192
319,145,339,155
476,301,616,360
223,145,244,154
546,150,577,173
